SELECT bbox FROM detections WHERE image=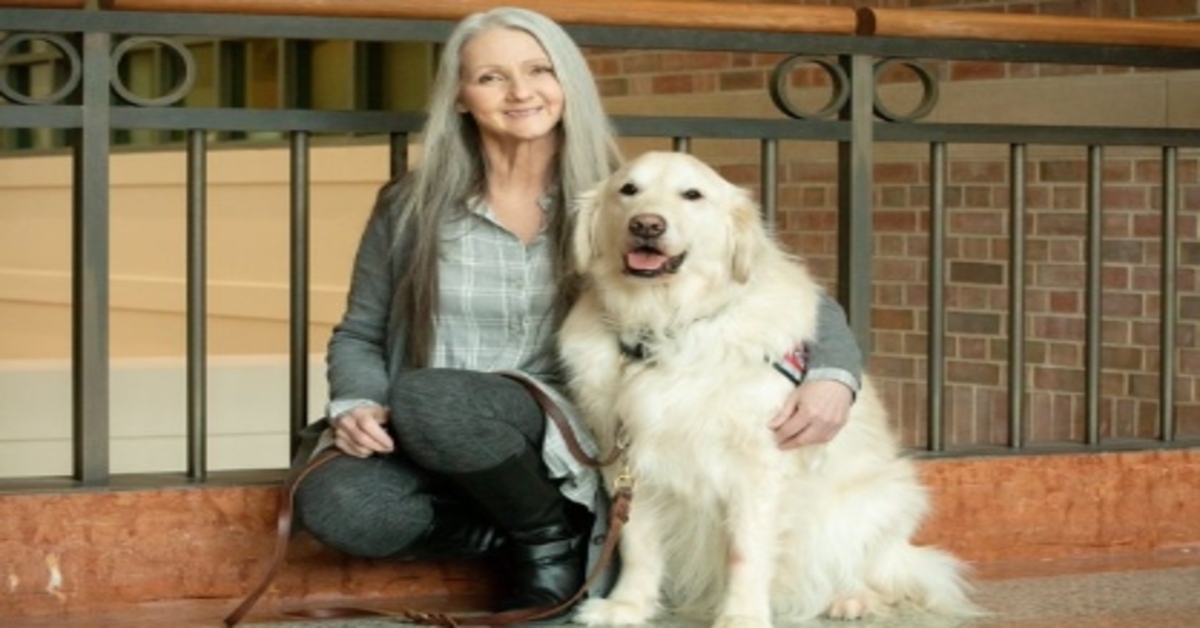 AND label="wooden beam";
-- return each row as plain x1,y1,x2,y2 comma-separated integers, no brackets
98,0,859,35
859,7,1200,50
